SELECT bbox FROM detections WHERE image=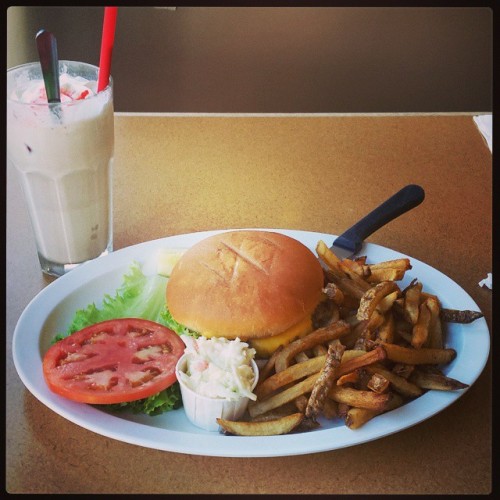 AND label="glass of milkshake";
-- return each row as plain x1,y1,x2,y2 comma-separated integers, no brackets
7,60,114,277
